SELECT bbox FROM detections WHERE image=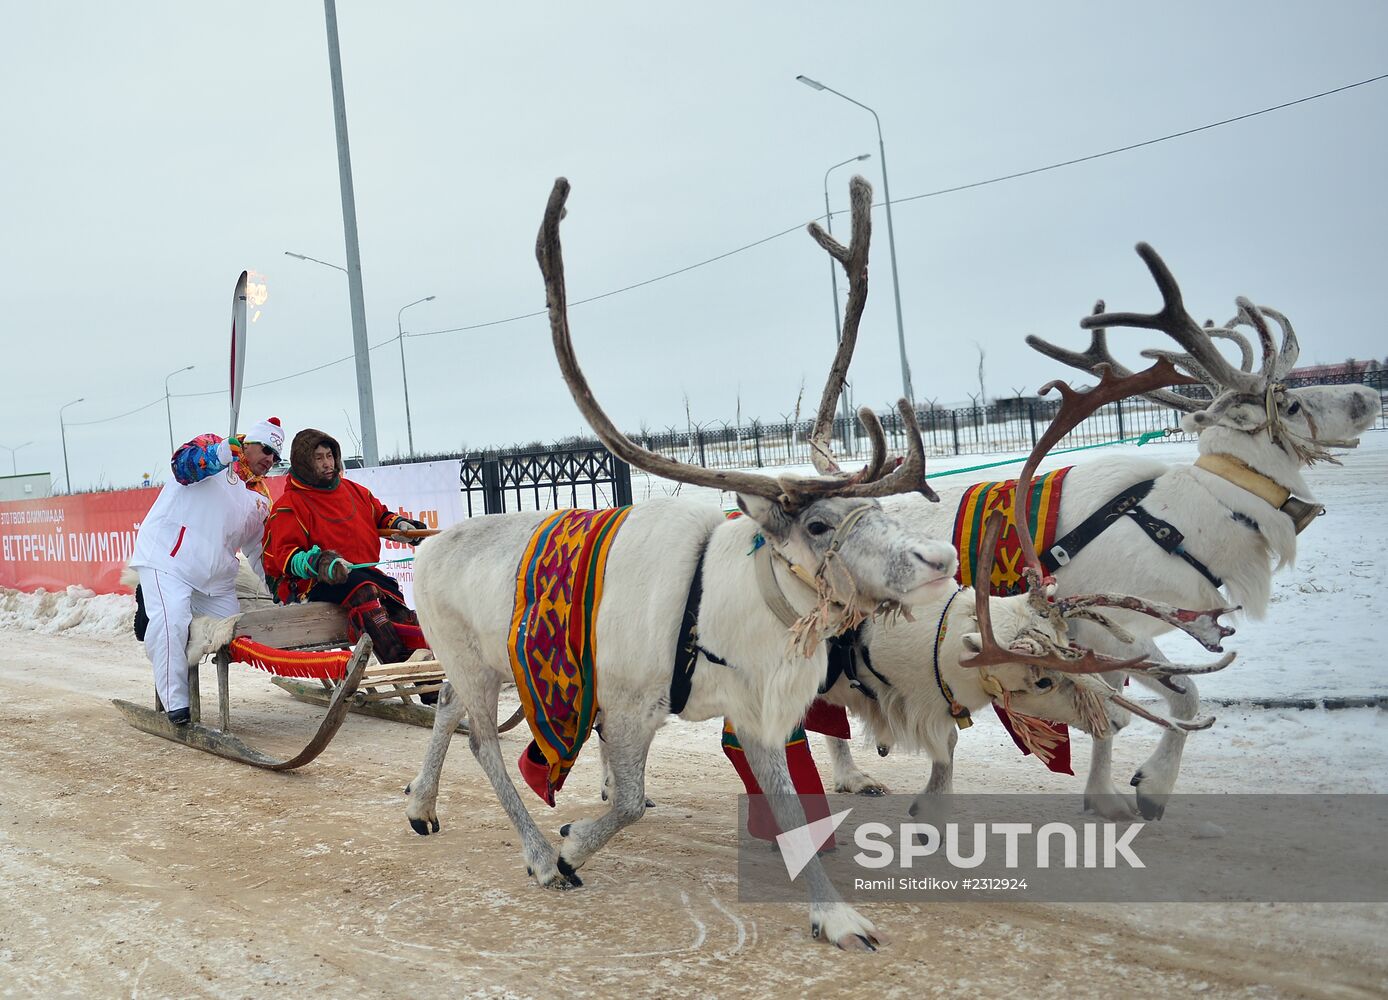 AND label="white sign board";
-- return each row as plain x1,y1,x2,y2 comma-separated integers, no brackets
344,460,465,605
